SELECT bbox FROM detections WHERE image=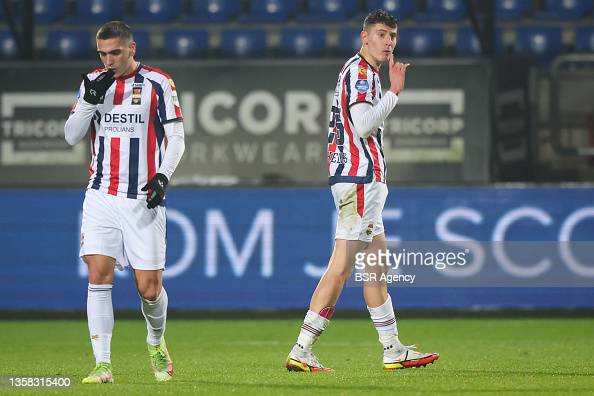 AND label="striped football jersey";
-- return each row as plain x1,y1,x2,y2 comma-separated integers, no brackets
327,53,386,185
69,64,183,199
